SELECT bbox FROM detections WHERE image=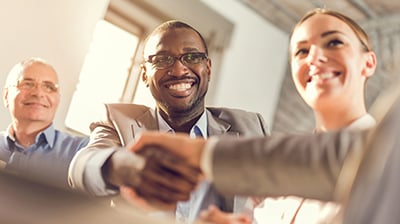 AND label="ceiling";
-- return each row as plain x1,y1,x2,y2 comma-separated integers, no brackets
240,0,400,33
